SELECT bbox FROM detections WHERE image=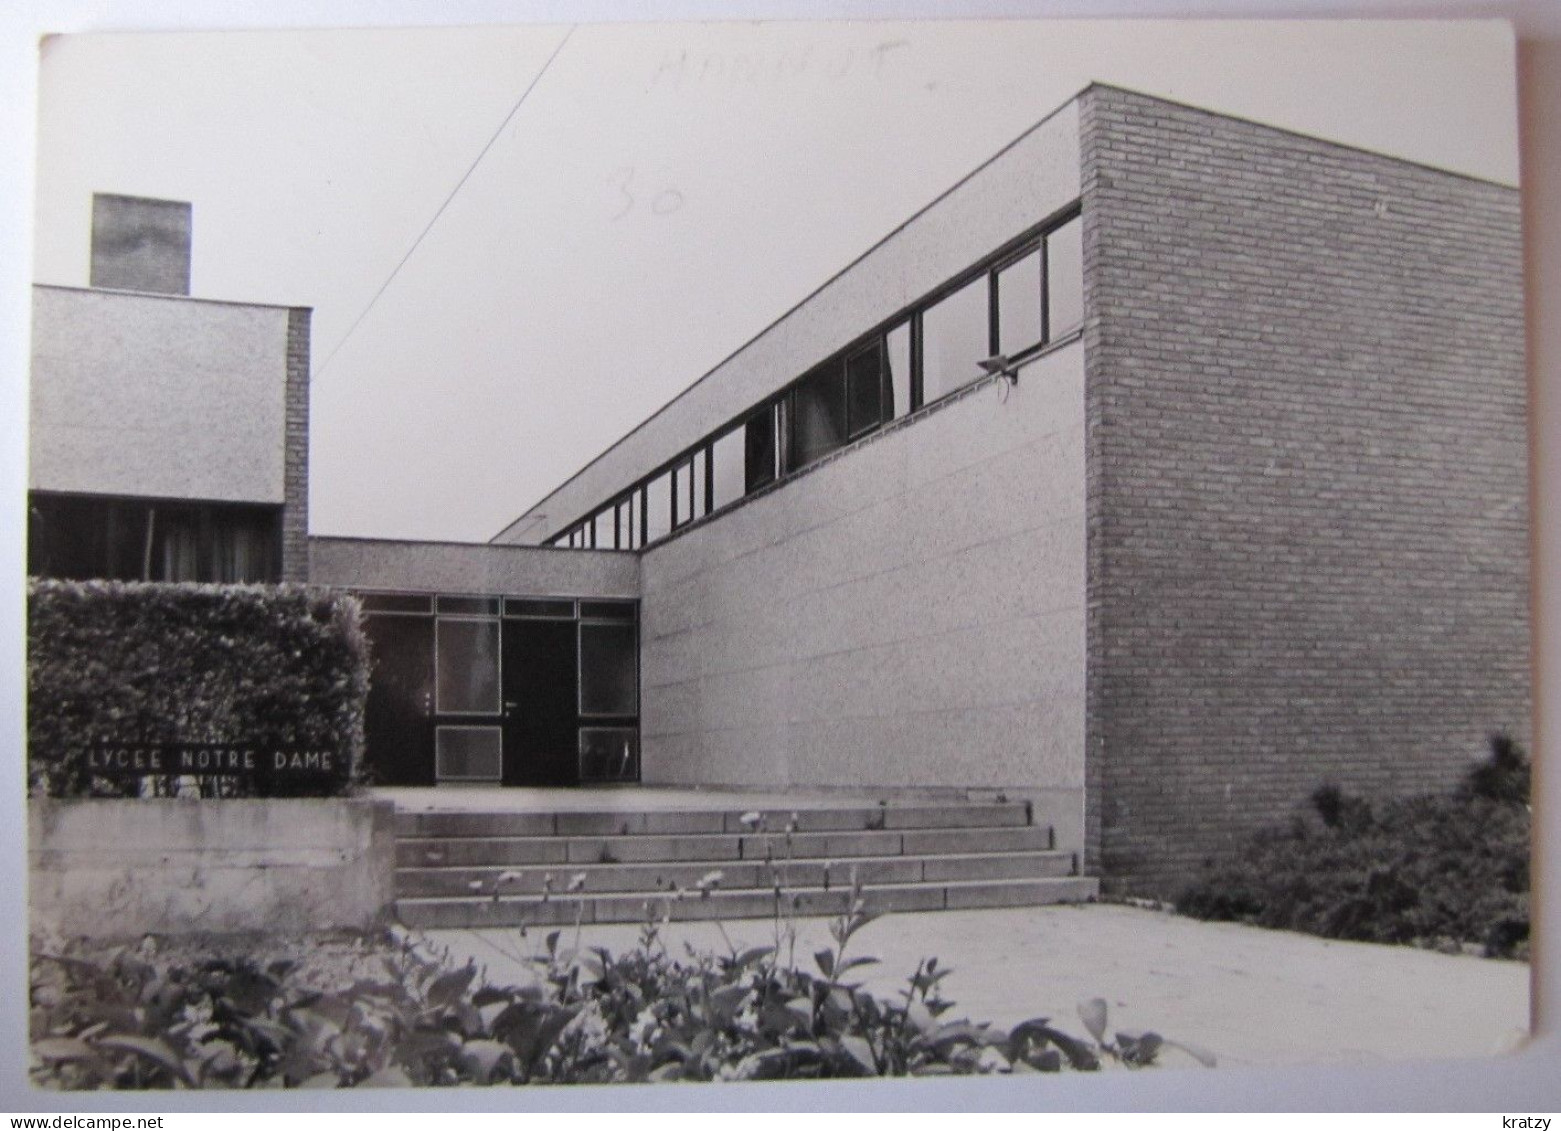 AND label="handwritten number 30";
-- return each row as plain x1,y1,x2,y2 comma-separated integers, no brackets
612,166,684,220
